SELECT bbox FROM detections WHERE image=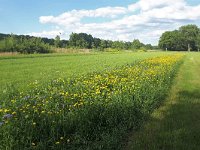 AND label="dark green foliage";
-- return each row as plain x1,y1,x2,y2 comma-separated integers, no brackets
54,35,61,48
69,33,94,49
159,24,200,51
145,44,153,50
92,37,101,49
0,32,153,52
0,35,52,54
0,33,69,51
179,25,200,51
132,39,144,49
68,32,152,50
